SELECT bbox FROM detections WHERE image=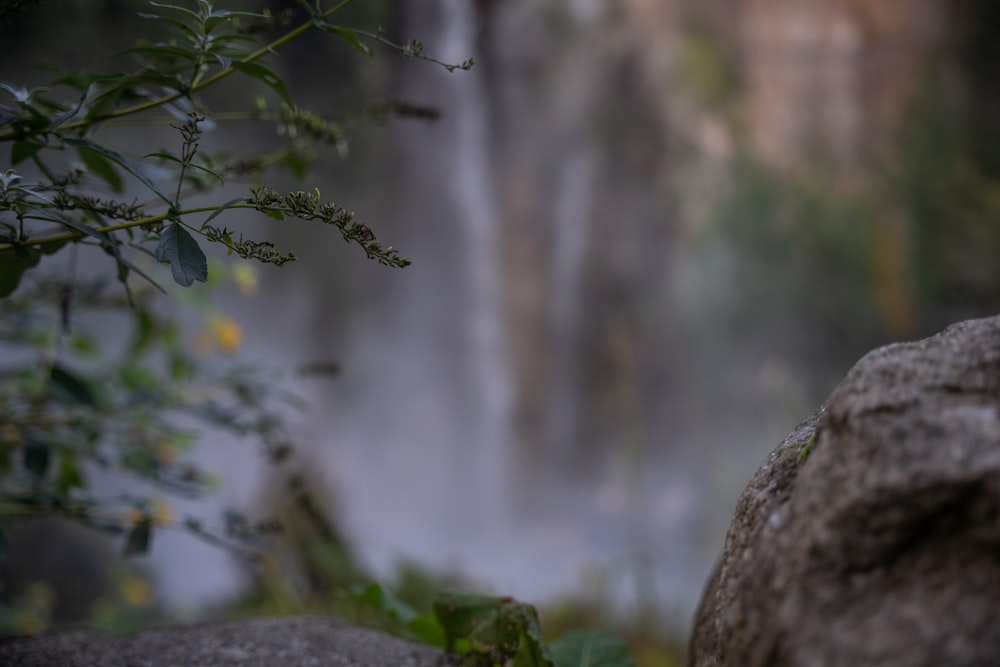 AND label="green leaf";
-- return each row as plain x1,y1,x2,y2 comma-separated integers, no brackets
155,222,208,287
281,151,309,180
64,138,173,205
11,140,42,165
146,2,201,23
143,151,185,165
117,64,187,92
123,43,200,64
351,582,419,624
24,439,50,480
0,247,41,297
69,332,99,357
0,82,28,102
56,451,86,495
49,83,106,129
230,61,294,108
129,308,158,356
0,235,64,299
169,353,195,381
322,25,373,57
207,32,261,50
349,582,447,647
48,66,121,92
146,152,224,187
123,518,153,557
433,591,555,667
106,243,157,300
408,613,447,648
0,436,10,474
118,364,161,395
139,14,200,43
203,196,246,225
48,364,97,406
549,631,637,667
77,144,125,193
204,10,268,33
